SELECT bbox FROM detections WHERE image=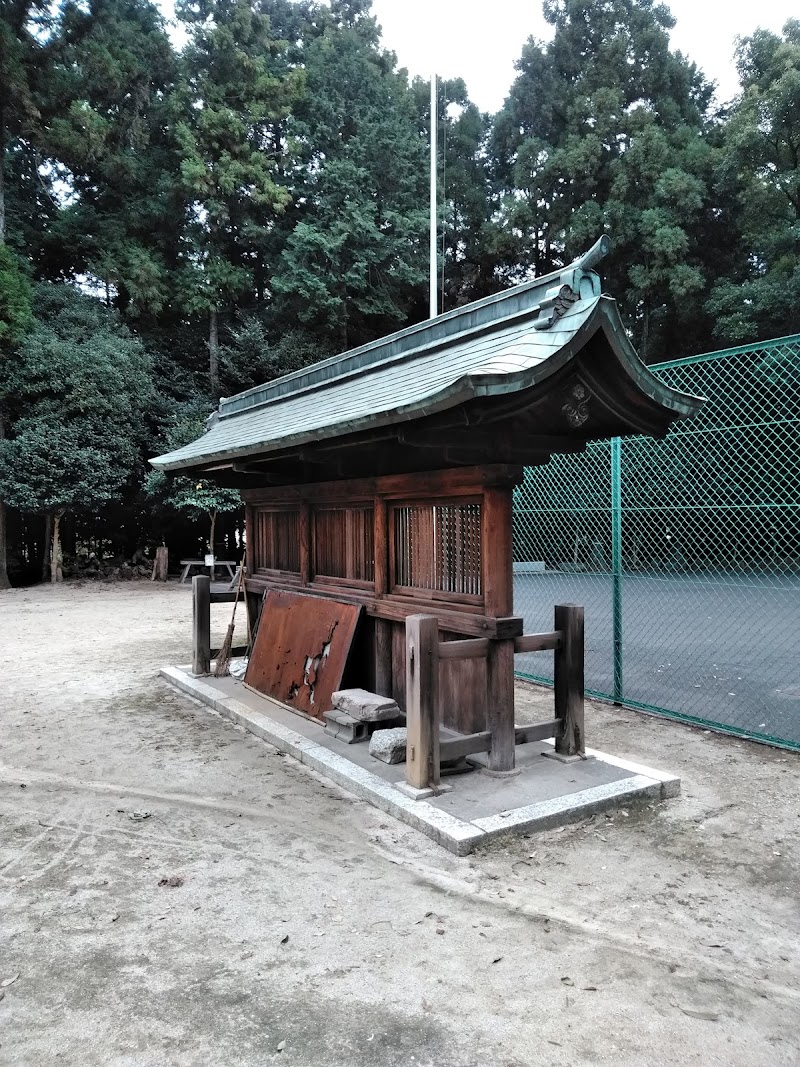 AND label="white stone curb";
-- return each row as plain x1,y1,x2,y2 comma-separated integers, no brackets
160,667,679,855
